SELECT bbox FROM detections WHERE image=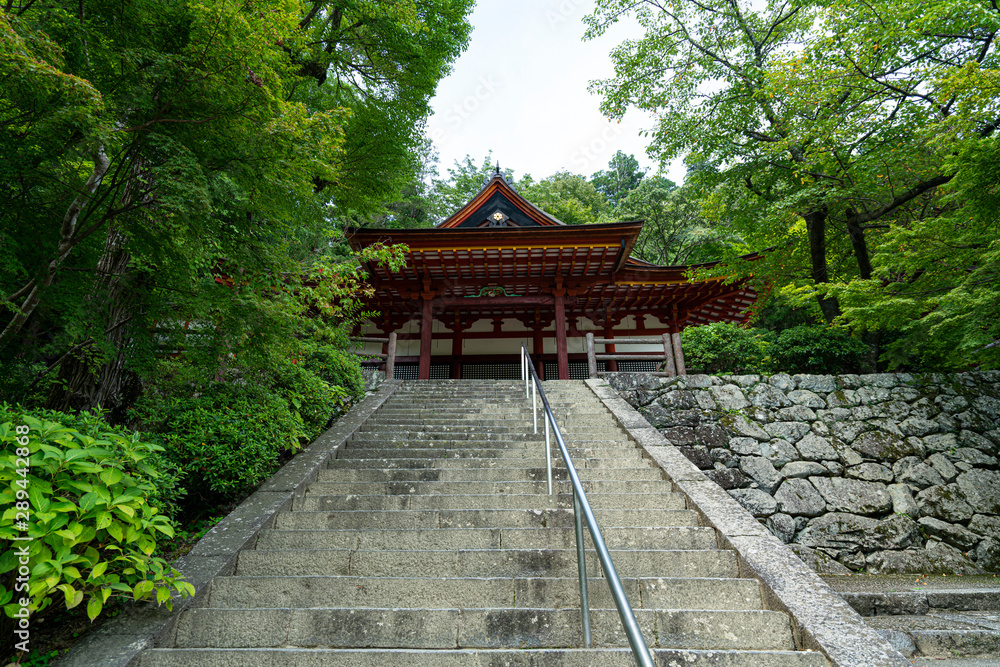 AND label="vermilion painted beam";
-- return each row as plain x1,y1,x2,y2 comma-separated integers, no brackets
436,296,555,307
